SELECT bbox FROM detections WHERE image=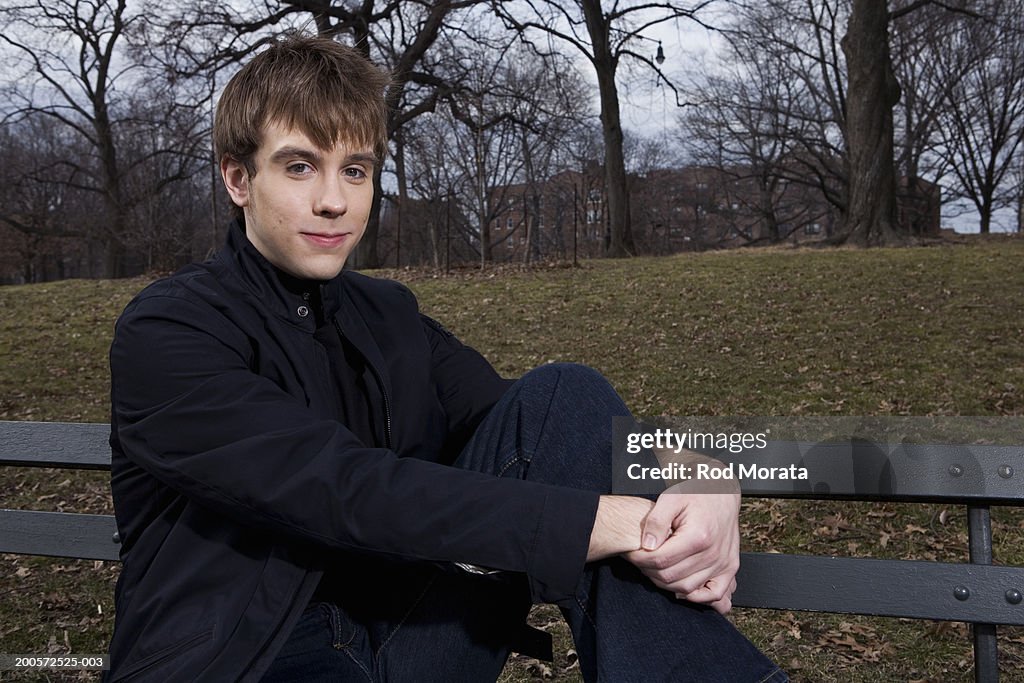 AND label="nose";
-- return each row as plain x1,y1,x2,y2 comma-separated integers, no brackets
314,174,348,218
